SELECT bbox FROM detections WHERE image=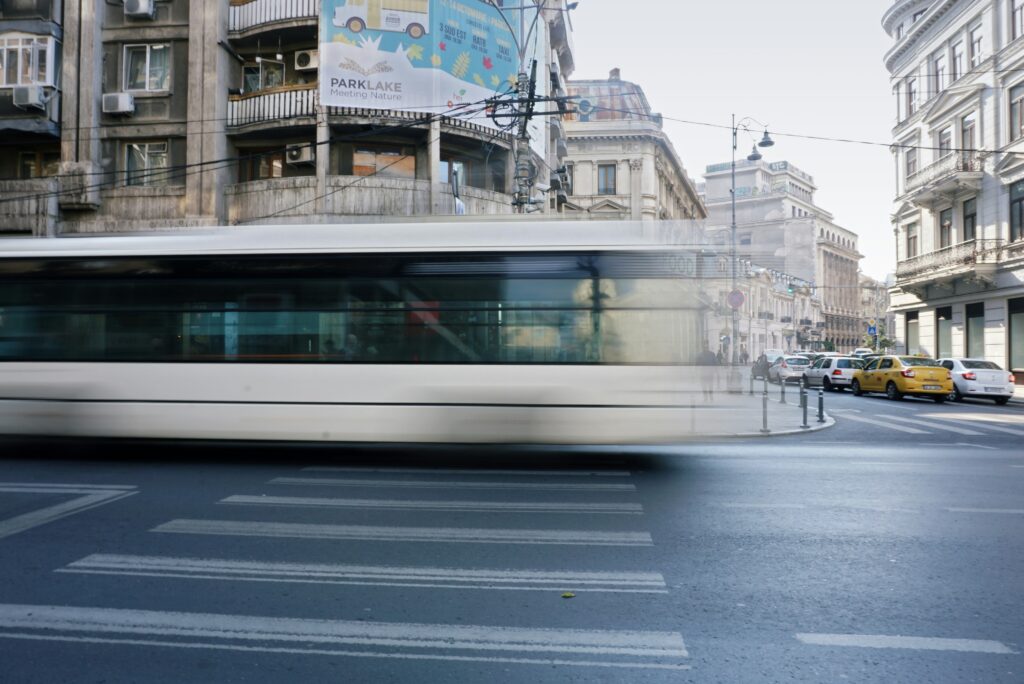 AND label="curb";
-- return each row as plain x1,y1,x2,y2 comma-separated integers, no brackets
715,413,836,439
